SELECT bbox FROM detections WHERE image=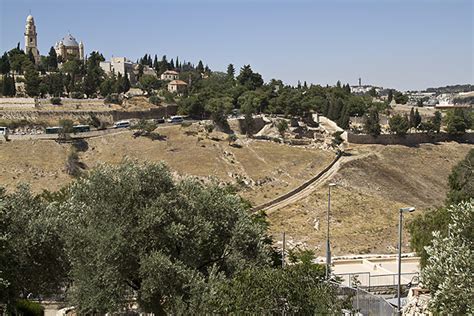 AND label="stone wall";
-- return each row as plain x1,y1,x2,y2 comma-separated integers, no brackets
228,116,267,135
347,132,474,145
0,105,178,124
